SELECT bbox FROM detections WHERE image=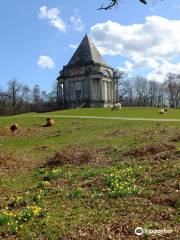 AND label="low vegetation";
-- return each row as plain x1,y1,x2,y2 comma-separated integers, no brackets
0,108,179,239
